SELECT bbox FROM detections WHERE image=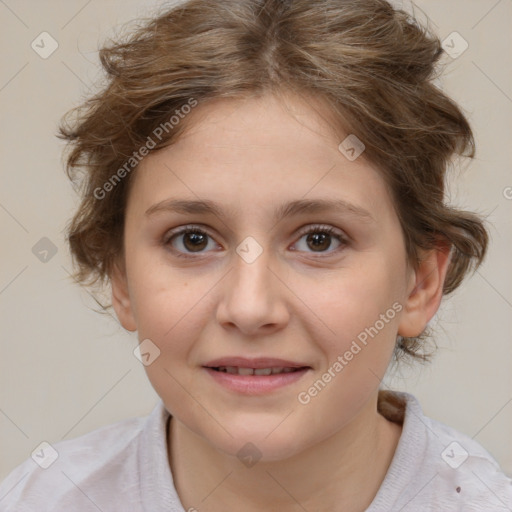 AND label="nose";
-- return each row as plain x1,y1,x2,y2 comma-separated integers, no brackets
215,243,290,337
